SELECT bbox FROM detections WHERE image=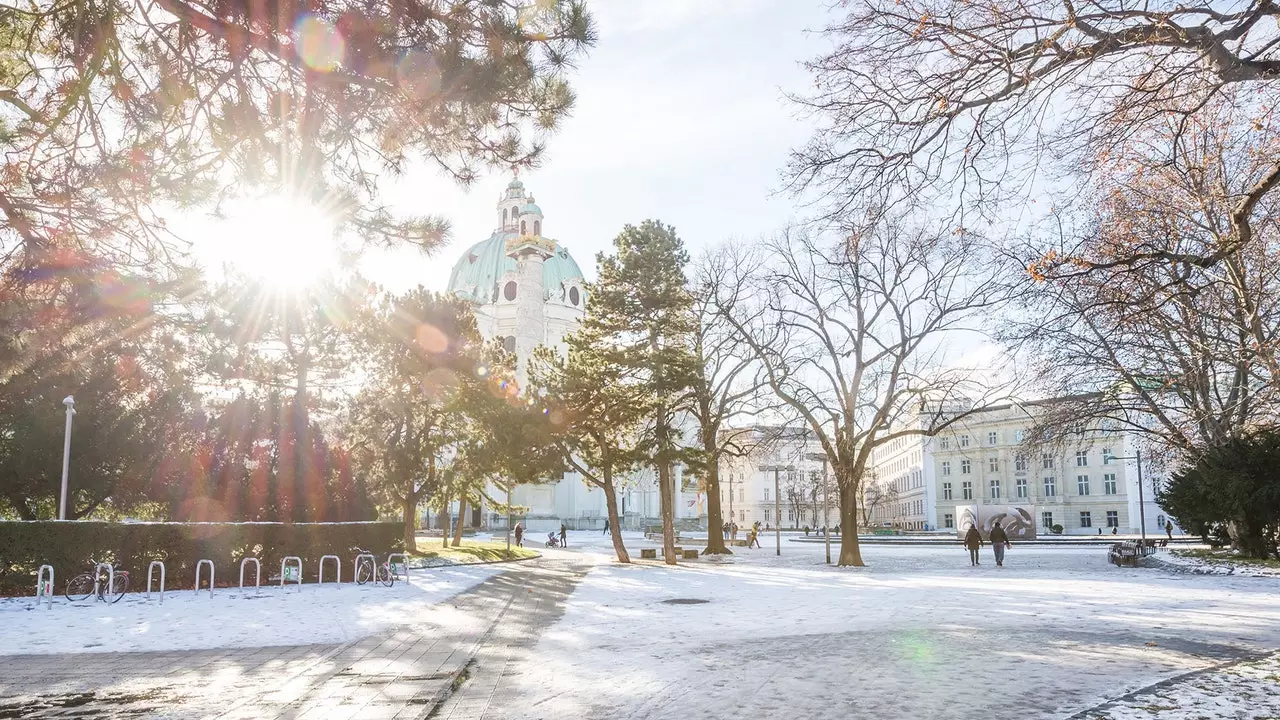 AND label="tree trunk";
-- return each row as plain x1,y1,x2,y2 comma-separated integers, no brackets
602,478,631,563
438,506,450,548
702,461,730,555
402,495,418,553
837,479,865,566
658,459,677,565
452,496,467,546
